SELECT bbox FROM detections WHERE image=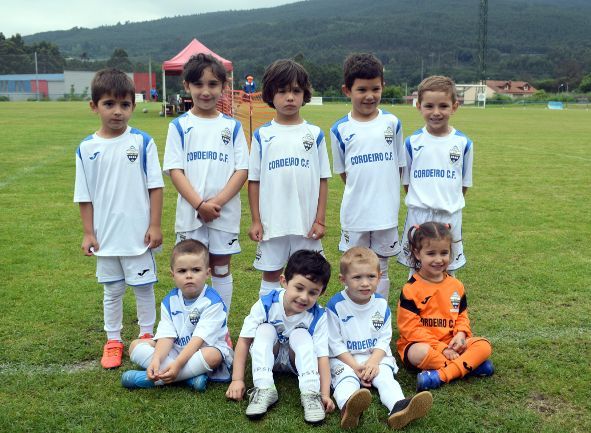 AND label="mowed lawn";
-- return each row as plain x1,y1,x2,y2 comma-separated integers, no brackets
0,101,589,433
